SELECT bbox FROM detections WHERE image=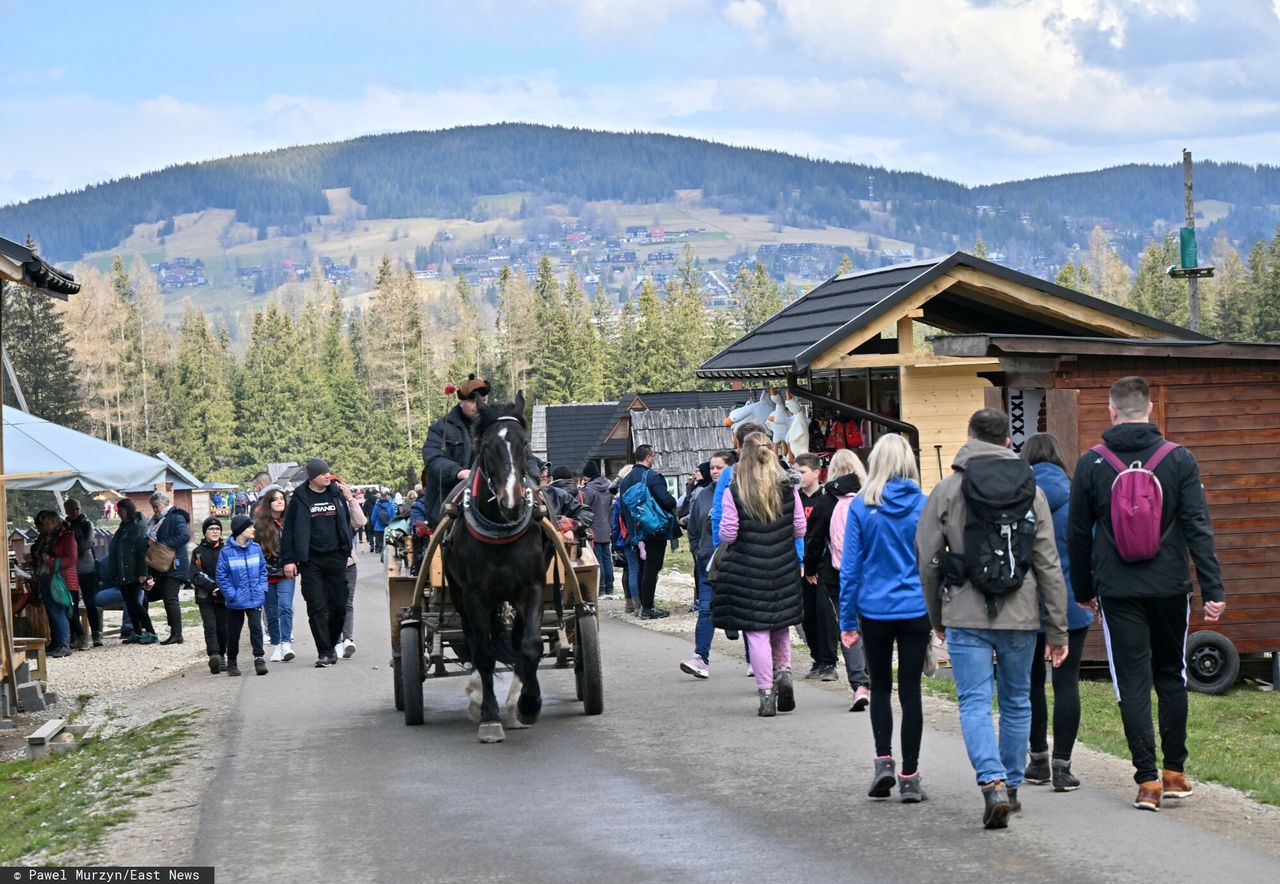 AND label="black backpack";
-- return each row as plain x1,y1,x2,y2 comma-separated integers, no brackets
956,457,1038,618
